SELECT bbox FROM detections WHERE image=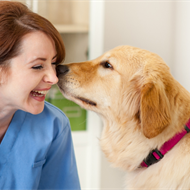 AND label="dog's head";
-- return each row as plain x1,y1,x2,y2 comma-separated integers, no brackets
57,46,175,139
